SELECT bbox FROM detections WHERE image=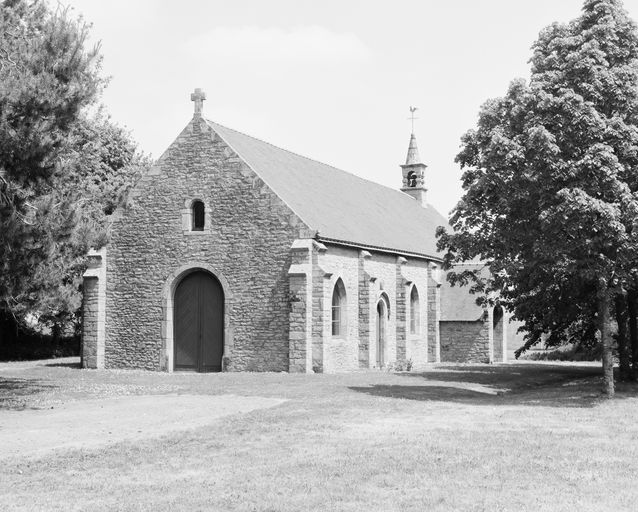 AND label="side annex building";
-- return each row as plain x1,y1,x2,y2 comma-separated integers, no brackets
81,90,513,373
